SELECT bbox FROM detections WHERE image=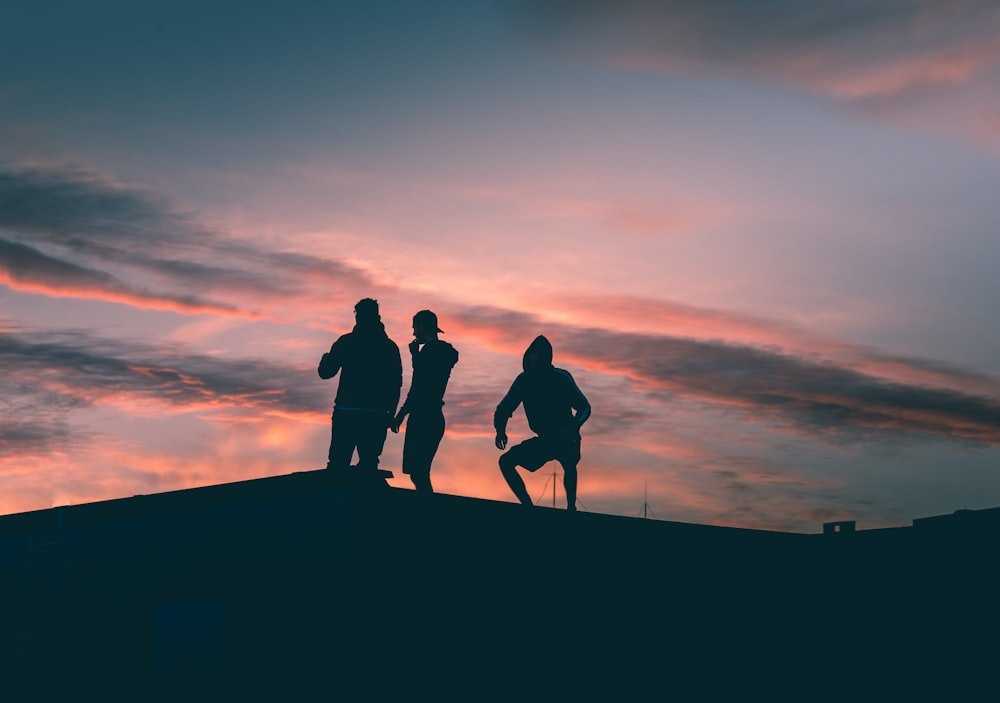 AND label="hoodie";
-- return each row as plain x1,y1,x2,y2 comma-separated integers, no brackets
494,335,591,439
318,318,402,414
